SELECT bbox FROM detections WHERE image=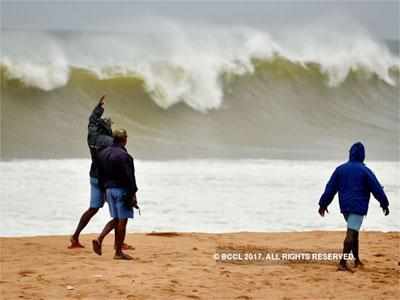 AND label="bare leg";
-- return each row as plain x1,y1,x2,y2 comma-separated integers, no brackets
92,219,117,255
114,219,132,260
98,219,117,244
115,219,127,256
69,207,99,248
